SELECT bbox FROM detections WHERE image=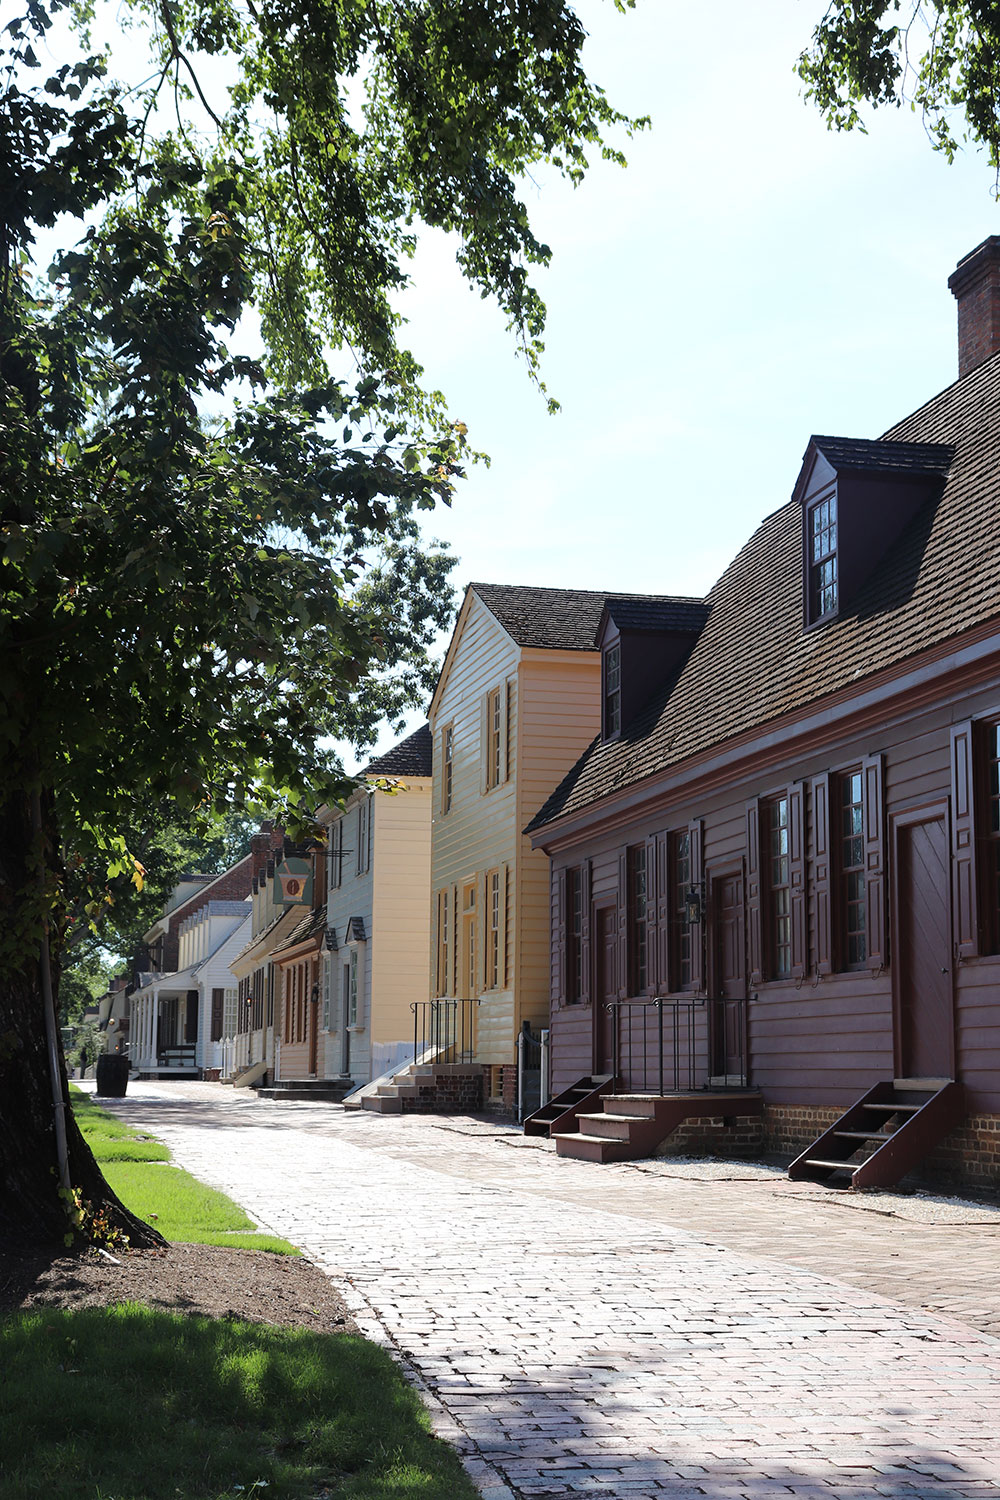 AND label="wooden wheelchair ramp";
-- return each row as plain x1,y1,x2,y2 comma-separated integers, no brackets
788,1079,965,1189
